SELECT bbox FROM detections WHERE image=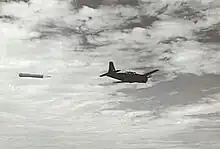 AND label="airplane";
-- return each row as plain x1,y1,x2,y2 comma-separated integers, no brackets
99,61,159,83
